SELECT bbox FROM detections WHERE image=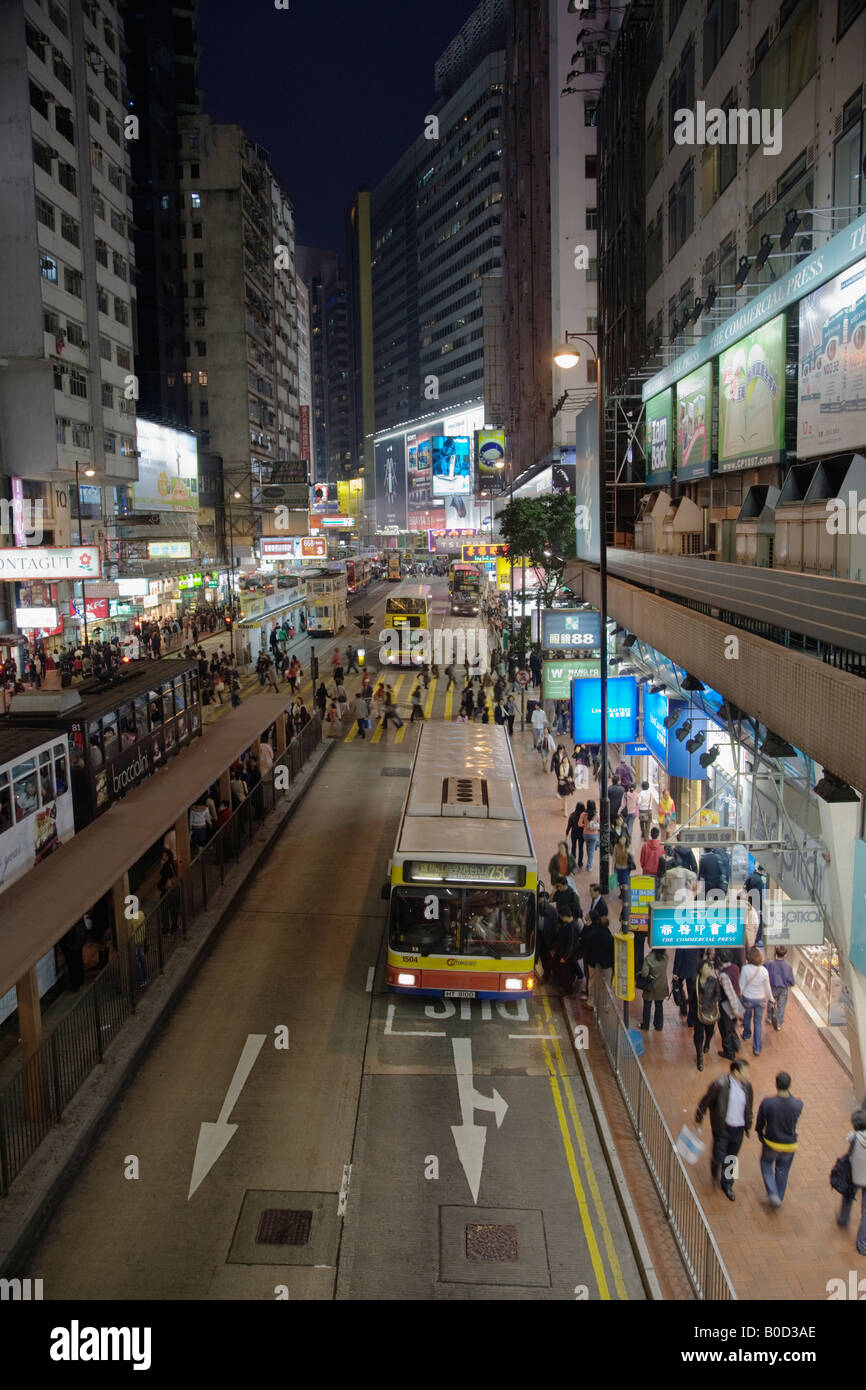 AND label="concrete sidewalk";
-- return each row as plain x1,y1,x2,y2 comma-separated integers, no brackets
512,727,861,1301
